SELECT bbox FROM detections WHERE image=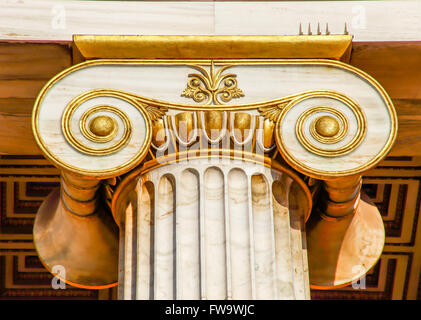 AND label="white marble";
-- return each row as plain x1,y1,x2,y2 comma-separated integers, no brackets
176,169,200,299
228,168,252,299
123,203,134,300
117,158,310,300
37,90,149,175
288,181,311,300
214,1,421,41
37,62,392,107
272,179,295,299
251,175,275,299
278,90,392,174
0,0,214,40
154,175,175,299
136,181,154,300
1,1,420,41
203,167,227,299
